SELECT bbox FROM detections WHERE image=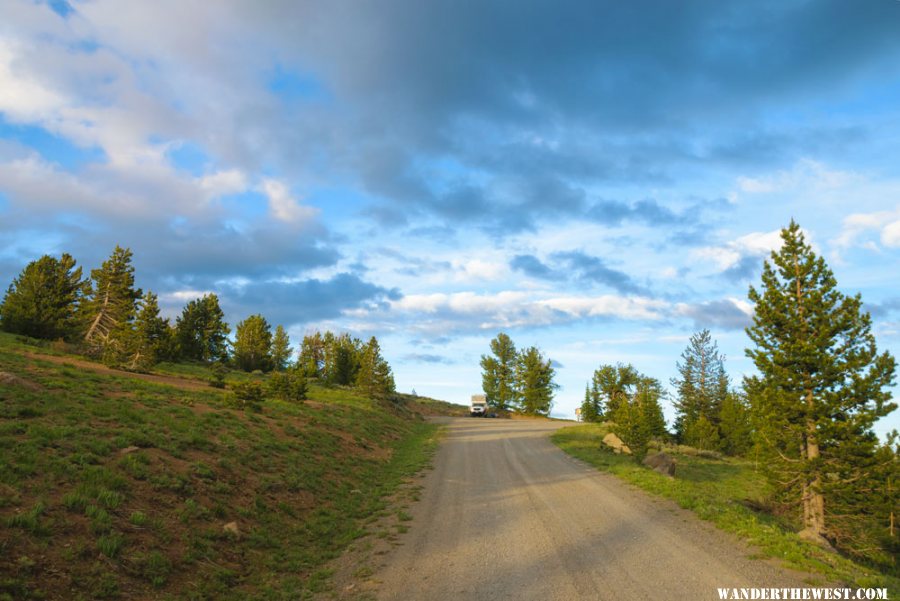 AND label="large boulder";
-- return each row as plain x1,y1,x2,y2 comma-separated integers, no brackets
602,432,631,455
643,452,676,477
